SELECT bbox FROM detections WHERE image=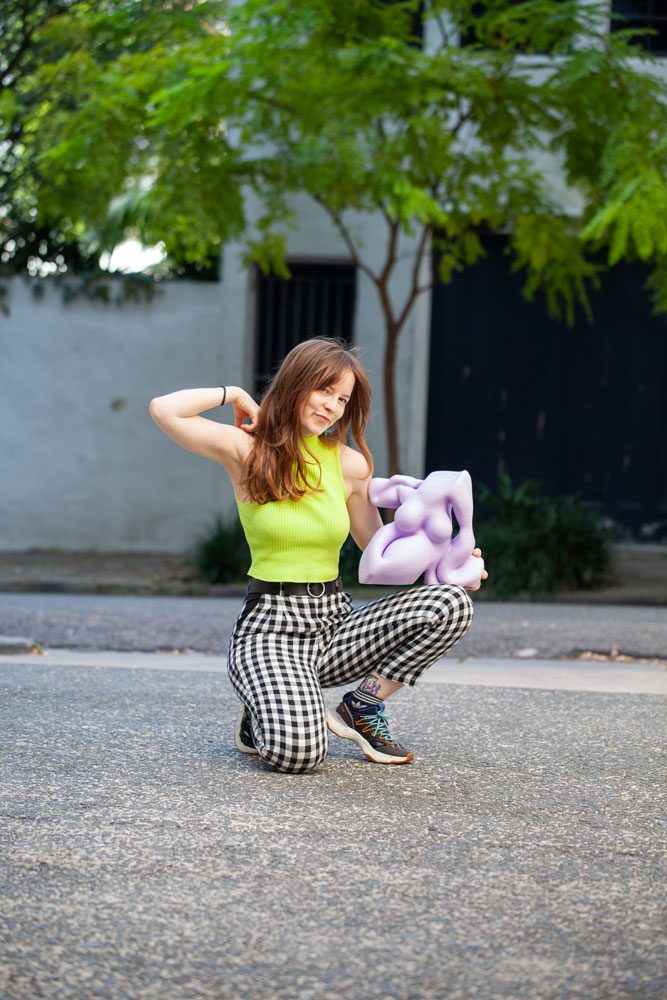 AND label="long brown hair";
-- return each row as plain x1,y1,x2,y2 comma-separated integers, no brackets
242,337,373,503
